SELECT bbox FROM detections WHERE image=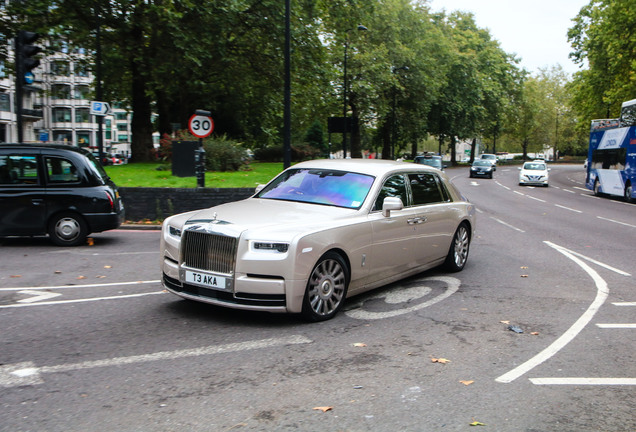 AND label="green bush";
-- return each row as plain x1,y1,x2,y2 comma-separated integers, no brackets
203,136,249,172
